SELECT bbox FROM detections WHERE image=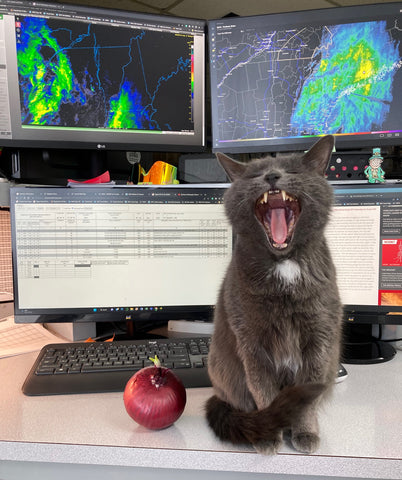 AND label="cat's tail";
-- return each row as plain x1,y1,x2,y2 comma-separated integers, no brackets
205,383,325,446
